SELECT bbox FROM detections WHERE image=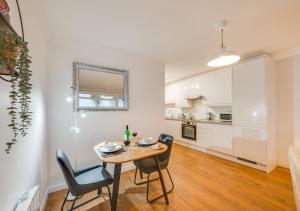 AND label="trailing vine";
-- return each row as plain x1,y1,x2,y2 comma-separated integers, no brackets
0,31,32,153
6,73,18,153
17,40,32,136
